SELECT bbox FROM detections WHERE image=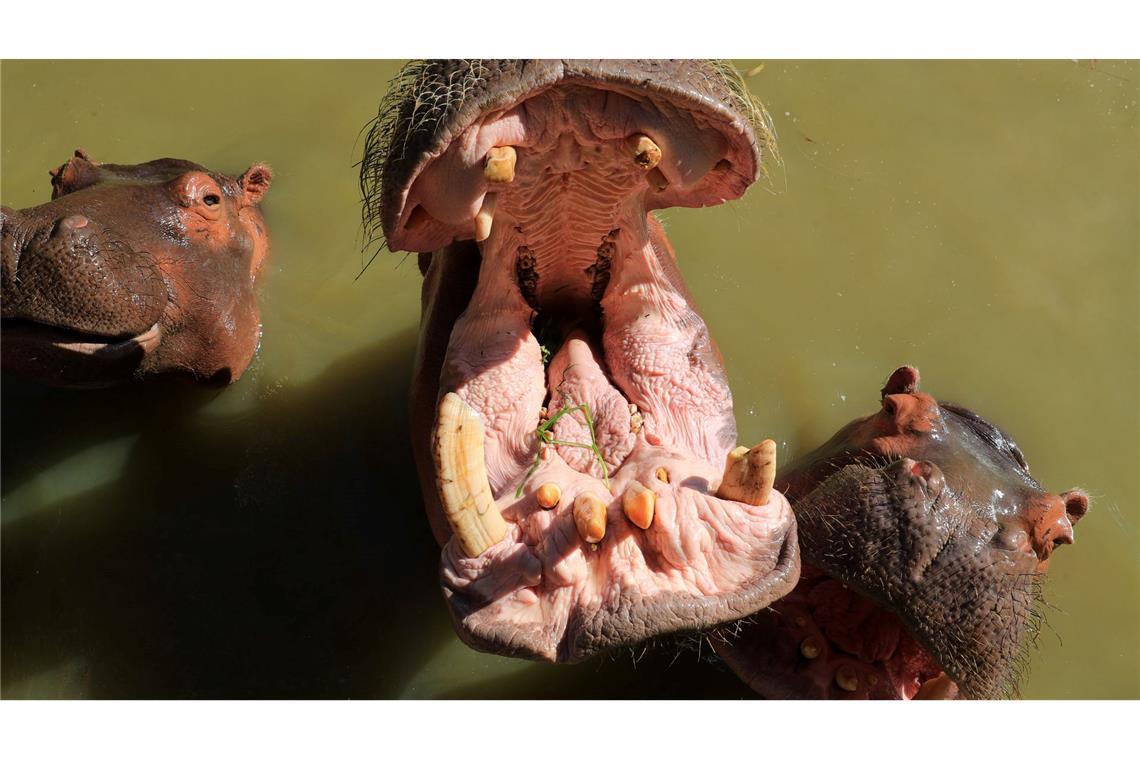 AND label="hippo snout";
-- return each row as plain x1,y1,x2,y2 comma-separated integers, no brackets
1,212,168,339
